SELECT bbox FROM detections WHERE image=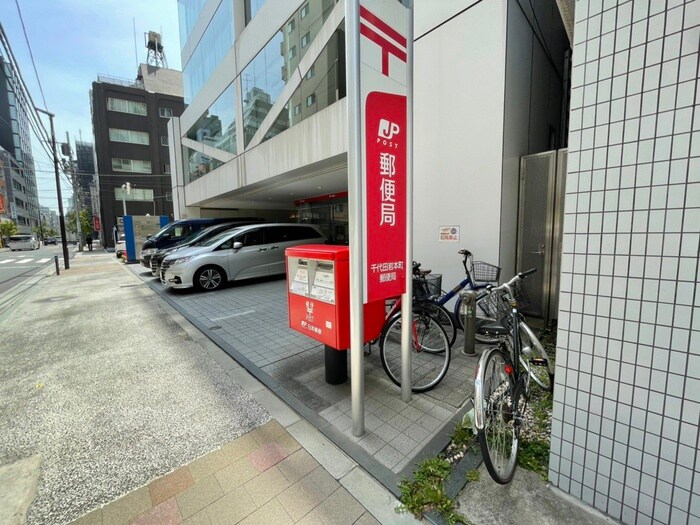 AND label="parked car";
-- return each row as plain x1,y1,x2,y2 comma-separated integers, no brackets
8,234,39,251
140,217,266,264
160,223,325,291
44,237,57,245
142,220,265,274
